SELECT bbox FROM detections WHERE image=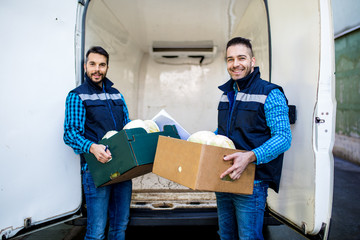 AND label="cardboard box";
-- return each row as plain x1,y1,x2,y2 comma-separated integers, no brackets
153,136,255,194
84,125,180,187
